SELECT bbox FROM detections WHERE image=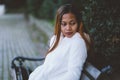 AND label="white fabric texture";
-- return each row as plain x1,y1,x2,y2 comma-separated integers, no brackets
28,32,87,80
